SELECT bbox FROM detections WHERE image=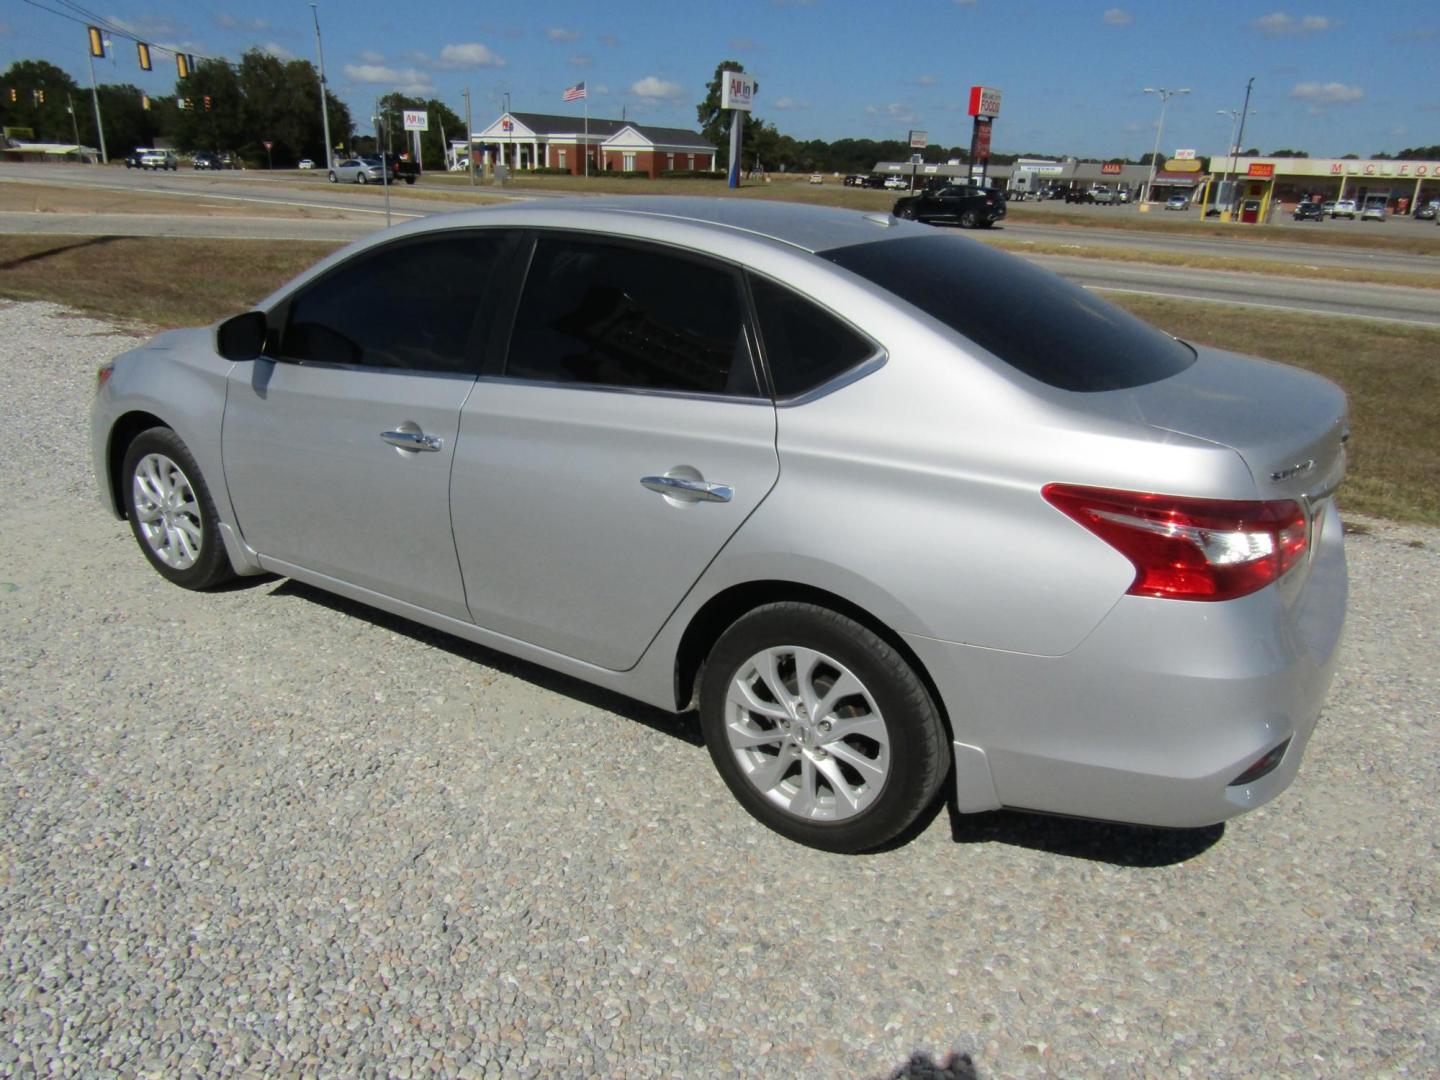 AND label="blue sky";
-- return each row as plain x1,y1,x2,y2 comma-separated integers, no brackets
8,1,1437,158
